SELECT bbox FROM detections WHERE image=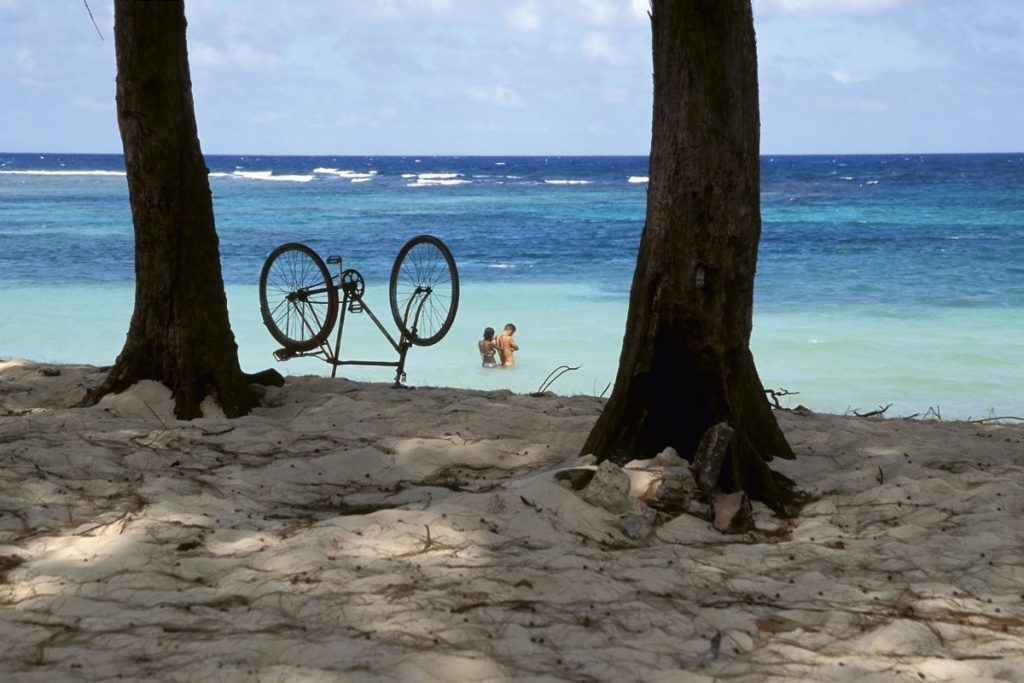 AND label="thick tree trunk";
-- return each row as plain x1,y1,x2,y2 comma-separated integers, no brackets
582,0,802,514
93,0,257,419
